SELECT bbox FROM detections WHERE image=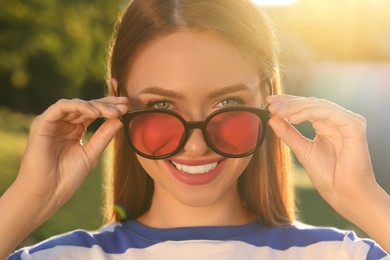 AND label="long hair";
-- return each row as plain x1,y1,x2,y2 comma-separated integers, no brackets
104,0,295,226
